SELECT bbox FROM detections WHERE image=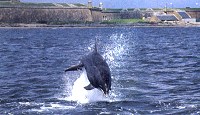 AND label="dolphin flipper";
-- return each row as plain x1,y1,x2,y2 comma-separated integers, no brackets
65,63,84,72
84,84,95,90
